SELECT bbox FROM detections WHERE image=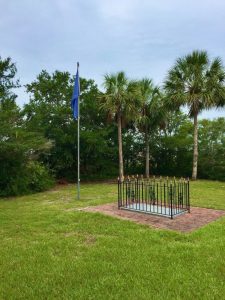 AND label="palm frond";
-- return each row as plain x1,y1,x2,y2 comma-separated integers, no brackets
164,50,225,115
